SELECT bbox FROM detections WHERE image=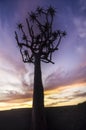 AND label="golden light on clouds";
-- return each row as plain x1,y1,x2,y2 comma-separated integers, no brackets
44,83,86,107
0,83,86,111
